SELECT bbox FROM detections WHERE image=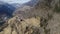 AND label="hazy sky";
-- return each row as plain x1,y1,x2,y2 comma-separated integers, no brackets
0,0,31,4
